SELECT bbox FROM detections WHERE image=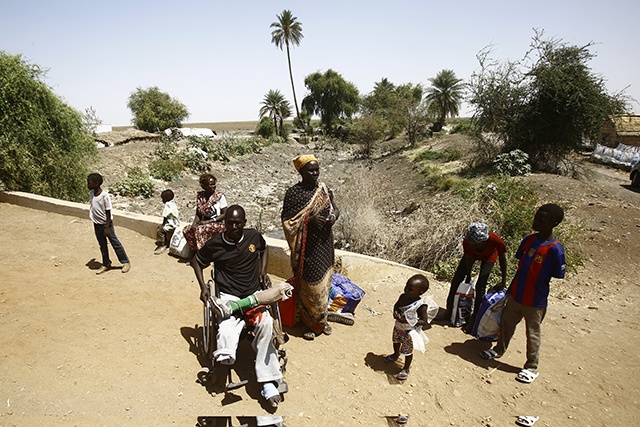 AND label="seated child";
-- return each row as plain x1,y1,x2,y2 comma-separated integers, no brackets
155,189,180,255
385,274,430,381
